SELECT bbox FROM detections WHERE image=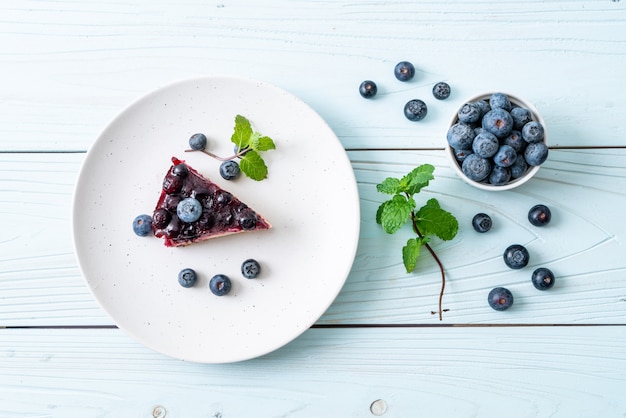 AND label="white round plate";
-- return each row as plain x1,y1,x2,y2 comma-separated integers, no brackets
72,76,360,363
